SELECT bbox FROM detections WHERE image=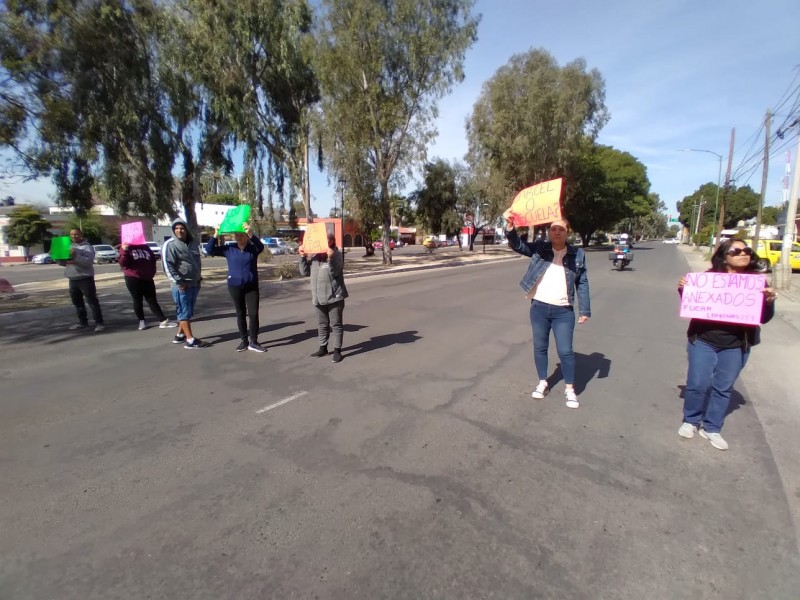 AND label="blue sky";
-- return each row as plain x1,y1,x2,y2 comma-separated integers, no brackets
3,0,799,221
